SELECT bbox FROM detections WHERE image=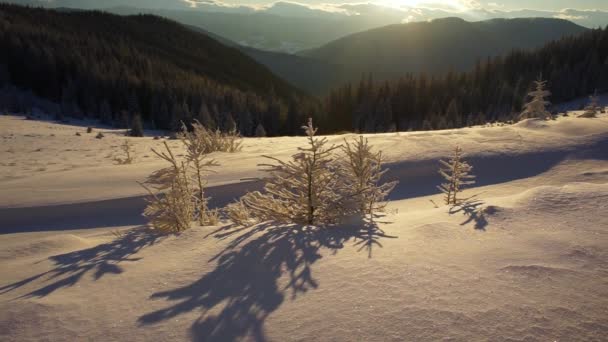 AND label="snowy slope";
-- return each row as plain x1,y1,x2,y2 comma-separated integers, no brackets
1,108,607,341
